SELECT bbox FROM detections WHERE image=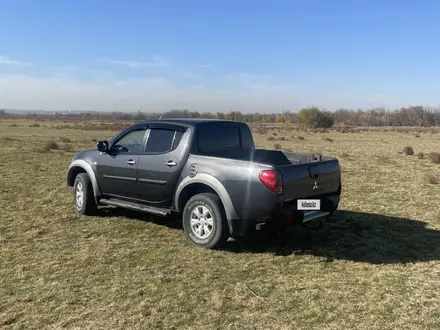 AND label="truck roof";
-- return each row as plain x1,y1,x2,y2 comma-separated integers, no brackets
138,118,242,127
